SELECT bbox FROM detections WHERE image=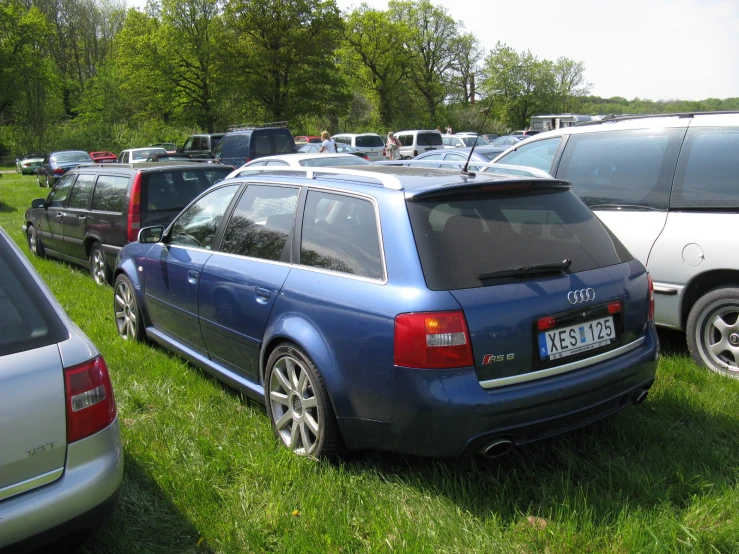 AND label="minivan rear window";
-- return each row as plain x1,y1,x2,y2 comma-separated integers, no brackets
418,132,443,146
356,135,384,148
407,188,632,290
